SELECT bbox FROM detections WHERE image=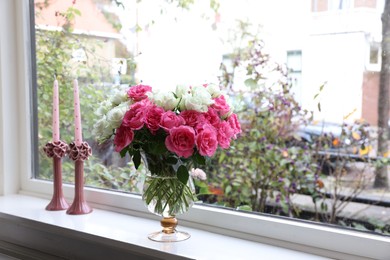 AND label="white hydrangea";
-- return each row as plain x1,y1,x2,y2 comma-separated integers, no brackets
150,90,180,111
